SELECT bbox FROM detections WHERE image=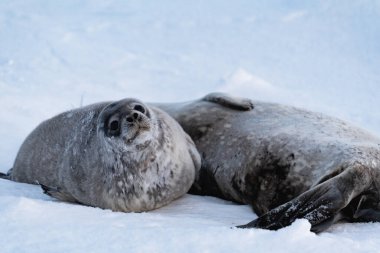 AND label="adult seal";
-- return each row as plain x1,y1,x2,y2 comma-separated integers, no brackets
2,98,201,212
155,93,380,233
